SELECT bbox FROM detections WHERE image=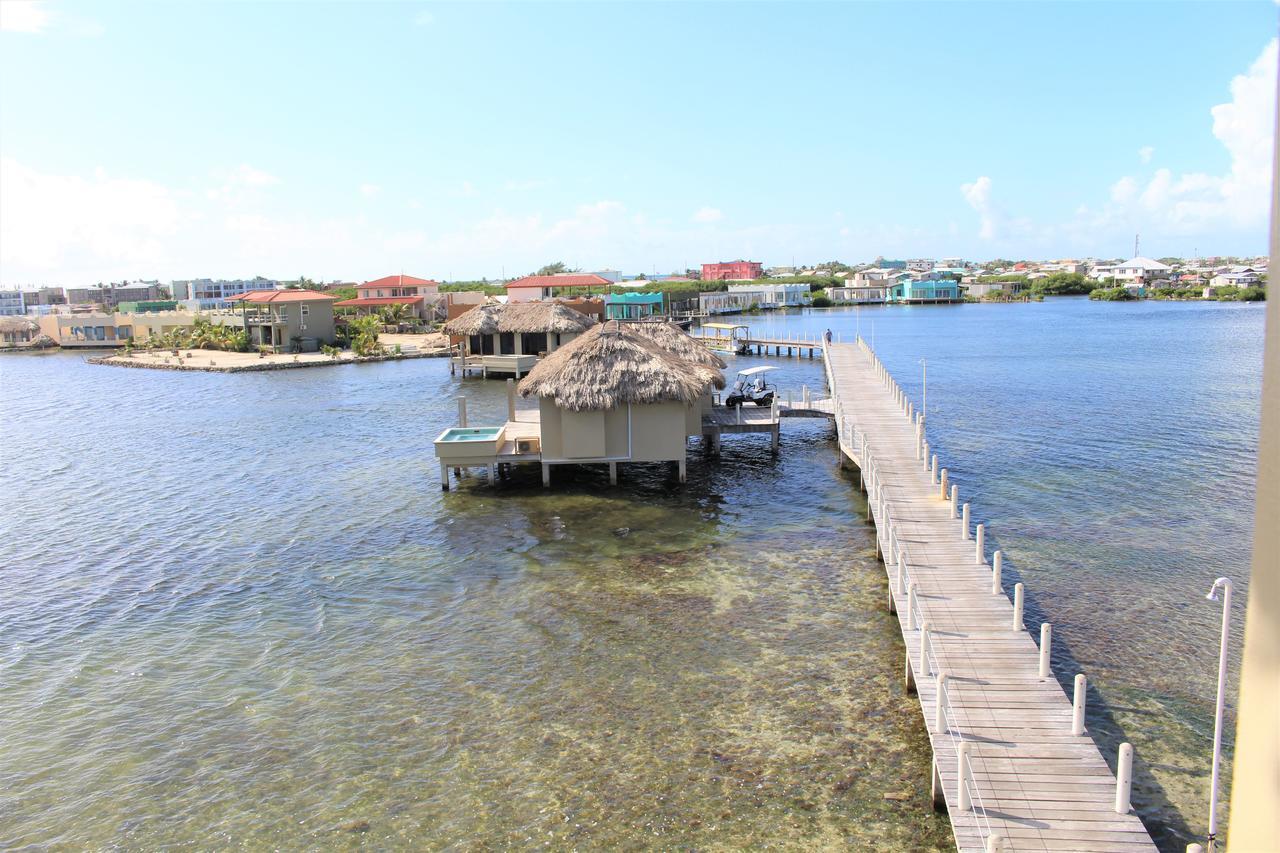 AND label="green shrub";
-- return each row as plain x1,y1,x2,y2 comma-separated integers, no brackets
810,295,833,308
